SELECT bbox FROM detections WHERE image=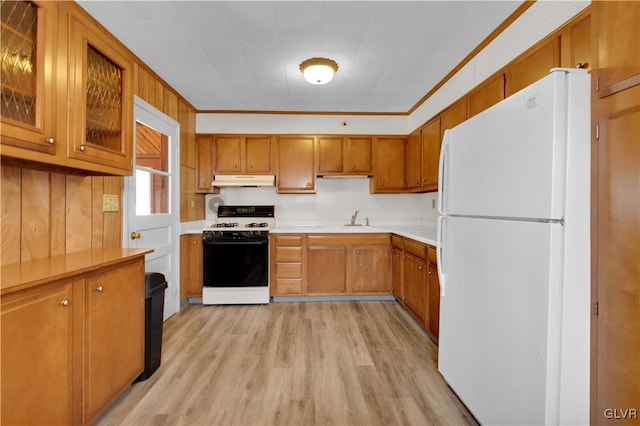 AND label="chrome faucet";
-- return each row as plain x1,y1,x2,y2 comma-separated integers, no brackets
350,210,359,225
